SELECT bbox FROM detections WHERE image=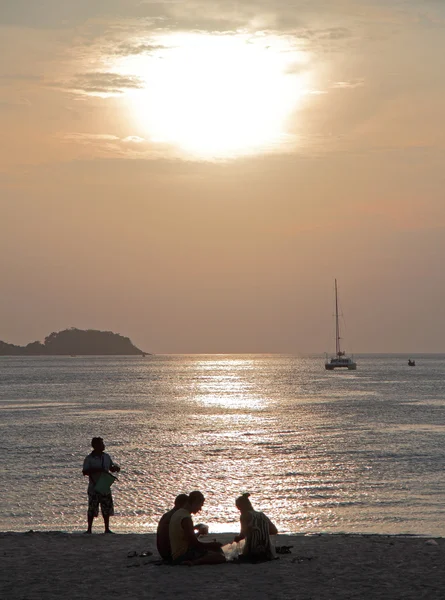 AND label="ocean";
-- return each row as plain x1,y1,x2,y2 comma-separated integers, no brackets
1,354,445,536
